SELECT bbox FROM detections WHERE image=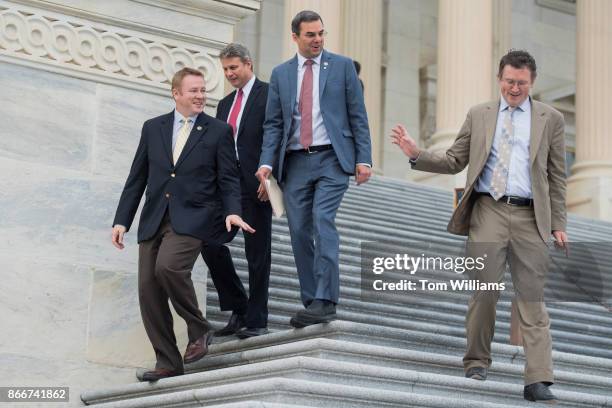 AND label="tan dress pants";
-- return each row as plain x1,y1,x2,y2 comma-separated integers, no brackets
464,195,553,385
